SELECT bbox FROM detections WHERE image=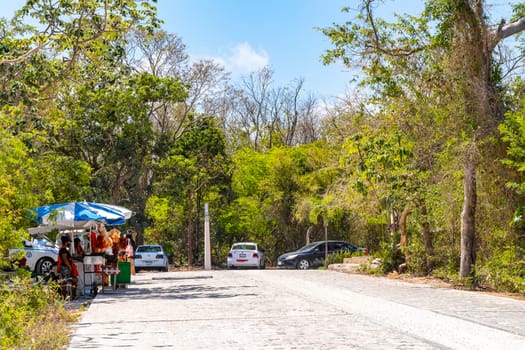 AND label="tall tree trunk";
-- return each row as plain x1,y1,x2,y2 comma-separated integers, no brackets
460,149,477,278
453,3,525,279
389,208,399,236
305,226,312,245
454,1,486,279
419,201,433,274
